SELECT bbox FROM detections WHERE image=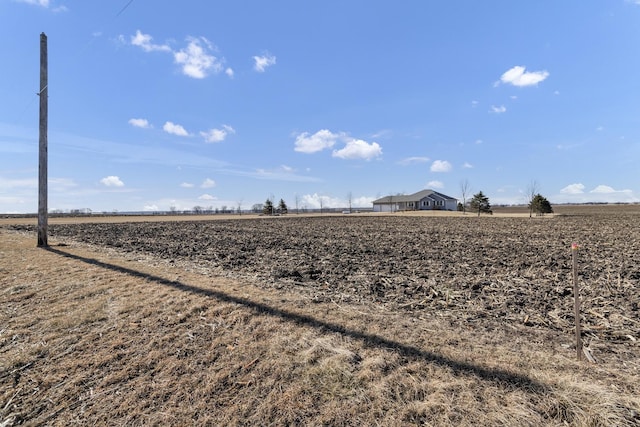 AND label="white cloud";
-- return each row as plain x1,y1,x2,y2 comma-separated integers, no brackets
201,178,216,189
471,100,479,107
144,204,159,211
498,65,549,87
590,185,632,194
294,129,340,153
560,183,585,194
253,53,276,72
426,180,444,189
398,156,430,165
128,118,151,129
201,129,226,143
200,125,234,143
430,160,452,173
555,184,638,203
129,31,225,79
131,30,171,52
225,68,234,78
252,165,319,182
353,196,375,208
174,37,222,79
462,162,473,169
490,105,507,114
0,177,37,190
332,139,382,161
301,193,343,209
256,165,295,176
198,194,216,200
100,176,124,187
180,182,194,188
294,129,382,160
49,177,77,191
16,0,49,7
371,129,393,139
17,0,66,12
163,121,190,136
